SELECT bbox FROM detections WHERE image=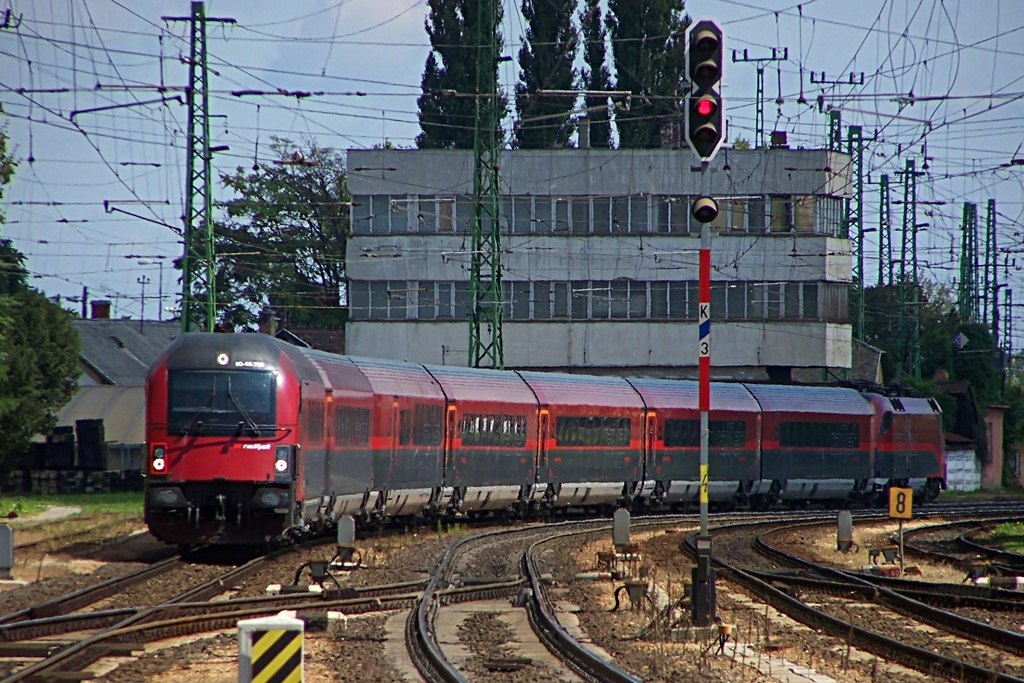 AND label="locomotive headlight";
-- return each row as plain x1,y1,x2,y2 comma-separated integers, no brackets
151,444,167,474
274,445,292,479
